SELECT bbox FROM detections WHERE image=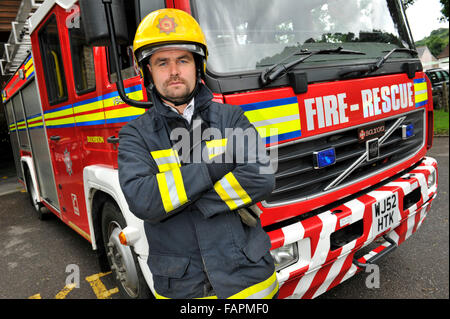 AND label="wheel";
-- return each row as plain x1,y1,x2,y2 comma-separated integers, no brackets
101,200,152,299
24,170,47,220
